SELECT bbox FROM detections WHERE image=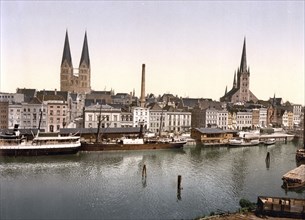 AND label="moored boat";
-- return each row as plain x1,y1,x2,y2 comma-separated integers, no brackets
256,196,305,219
80,137,186,151
296,149,305,162
263,138,276,145
282,165,305,190
228,138,260,147
0,126,81,156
